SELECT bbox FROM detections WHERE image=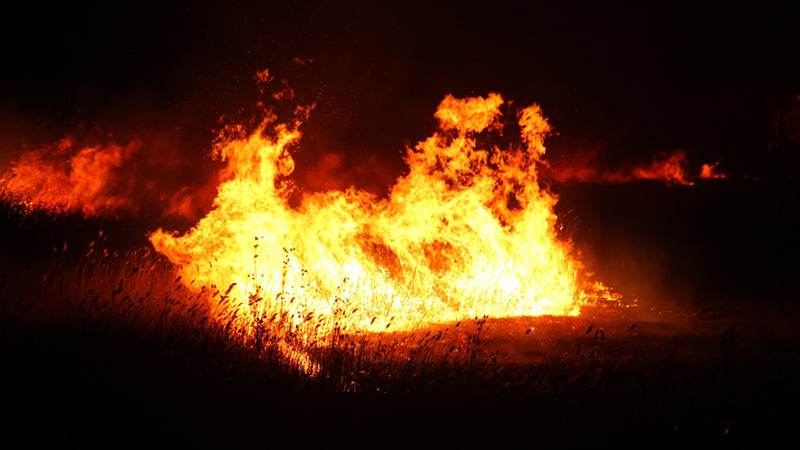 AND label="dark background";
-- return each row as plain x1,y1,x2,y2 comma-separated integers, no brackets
0,1,798,313
1,2,798,173
1,4,800,445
